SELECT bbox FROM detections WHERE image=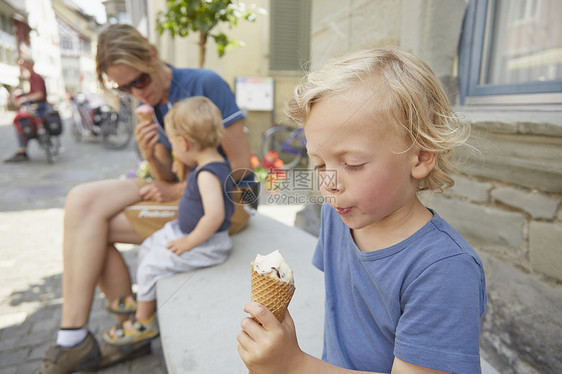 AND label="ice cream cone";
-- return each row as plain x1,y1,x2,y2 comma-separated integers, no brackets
250,264,296,322
135,104,153,123
249,264,295,374
173,154,187,182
